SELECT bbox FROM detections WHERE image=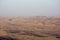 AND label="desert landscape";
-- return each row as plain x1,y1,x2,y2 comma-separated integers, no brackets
0,16,60,40
0,0,60,40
